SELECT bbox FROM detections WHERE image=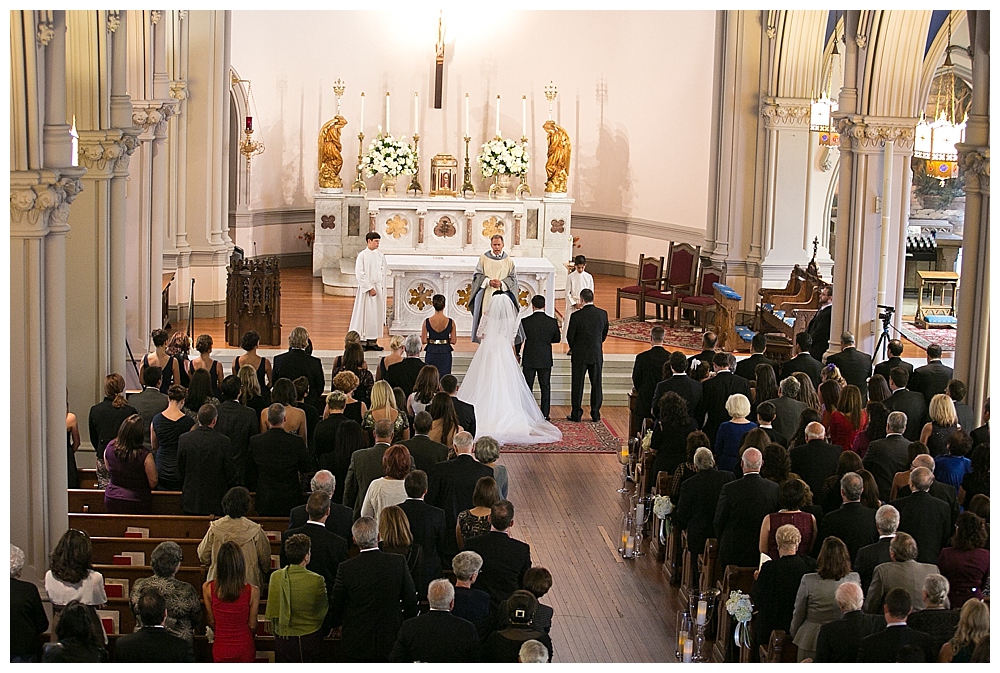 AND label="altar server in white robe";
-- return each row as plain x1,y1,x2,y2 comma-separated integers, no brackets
349,231,387,351
563,254,595,342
